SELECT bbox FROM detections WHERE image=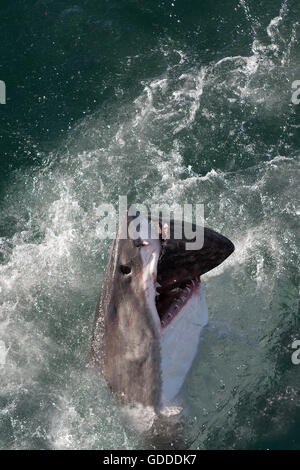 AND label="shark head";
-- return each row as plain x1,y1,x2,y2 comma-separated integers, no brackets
91,208,234,412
